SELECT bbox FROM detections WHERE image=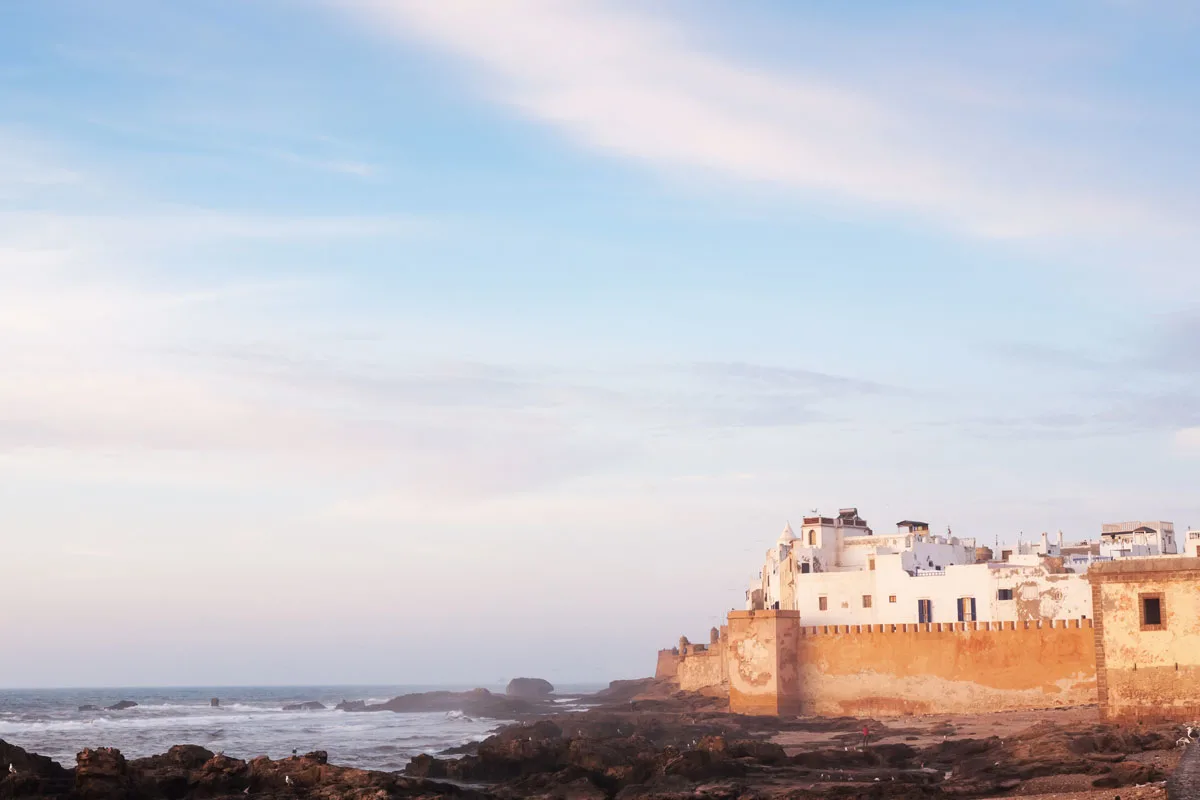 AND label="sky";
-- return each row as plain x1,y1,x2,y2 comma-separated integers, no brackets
2,1,1200,688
